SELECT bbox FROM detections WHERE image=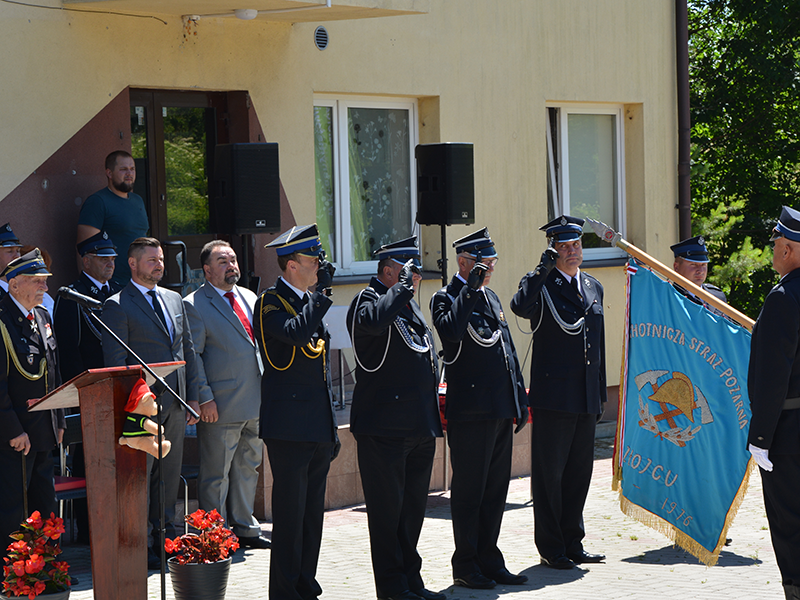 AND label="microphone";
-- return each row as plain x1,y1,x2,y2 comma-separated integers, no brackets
57,286,103,310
